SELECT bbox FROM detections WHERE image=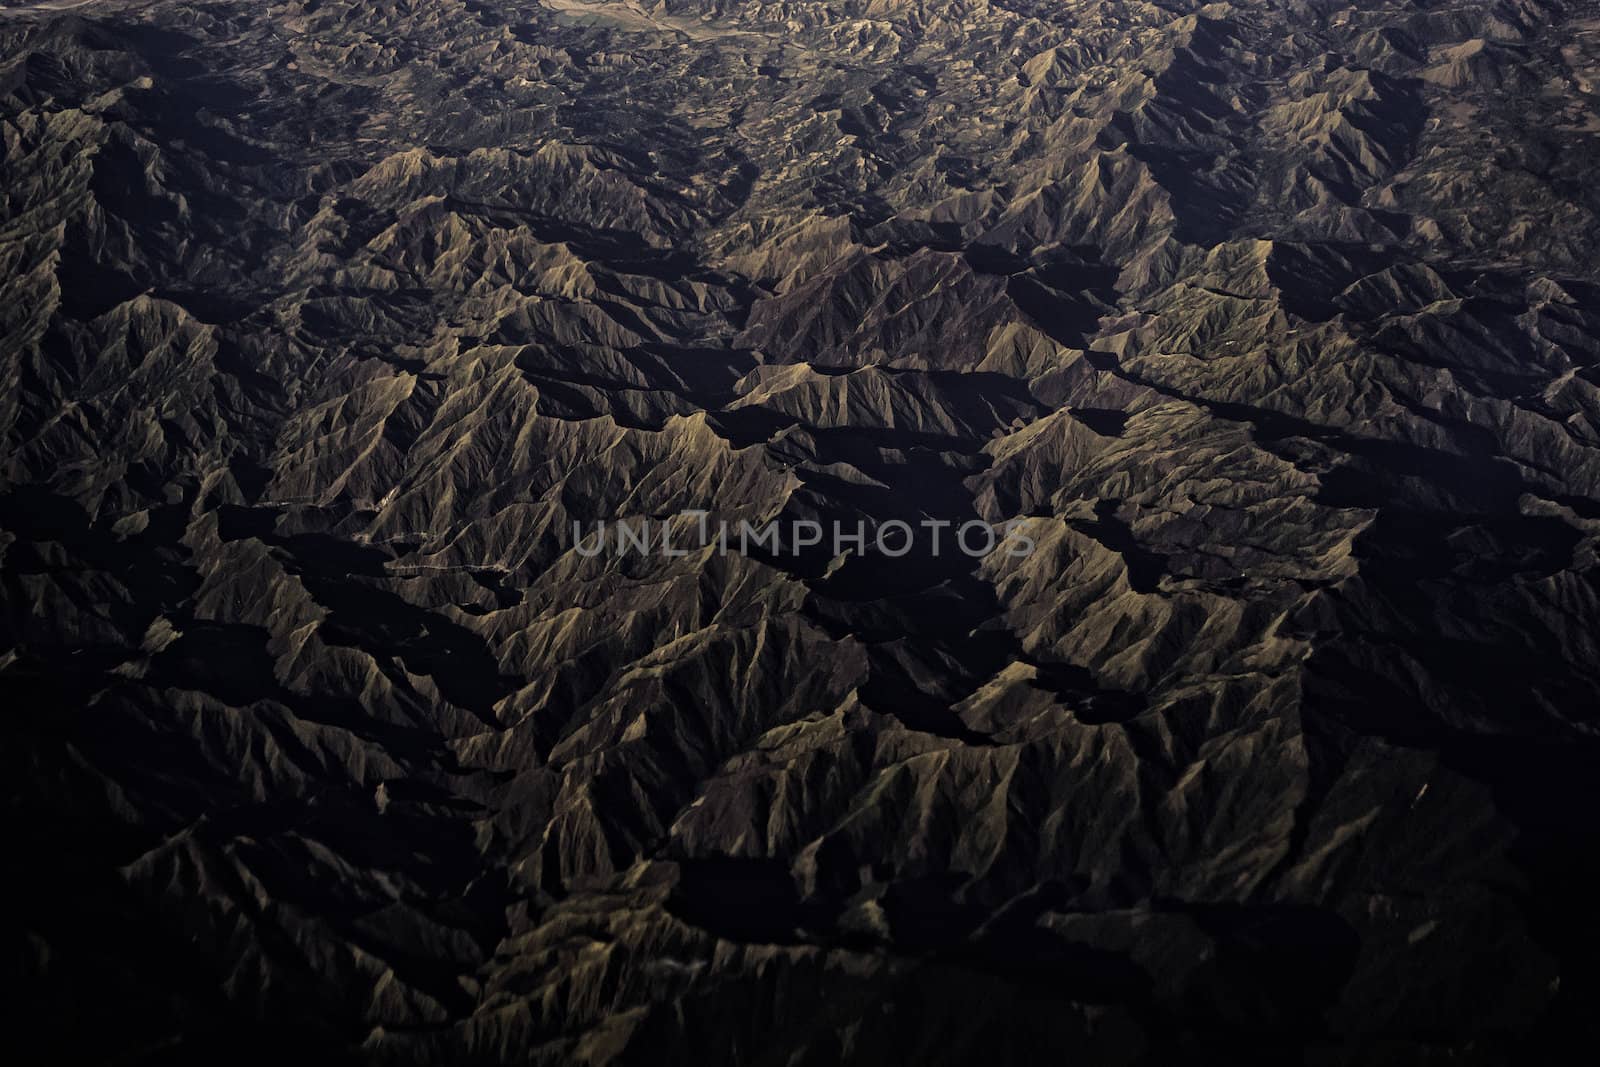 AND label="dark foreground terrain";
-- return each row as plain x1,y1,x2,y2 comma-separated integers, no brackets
4,0,1600,1062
